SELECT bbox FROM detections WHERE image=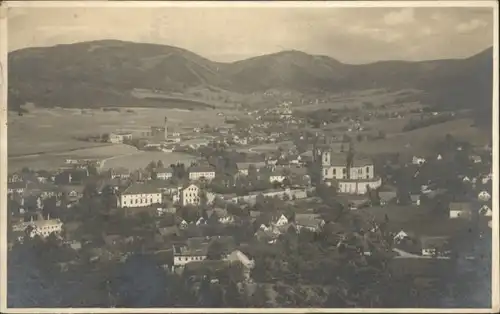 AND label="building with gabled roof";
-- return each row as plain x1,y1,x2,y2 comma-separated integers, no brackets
118,183,162,208
188,165,216,181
